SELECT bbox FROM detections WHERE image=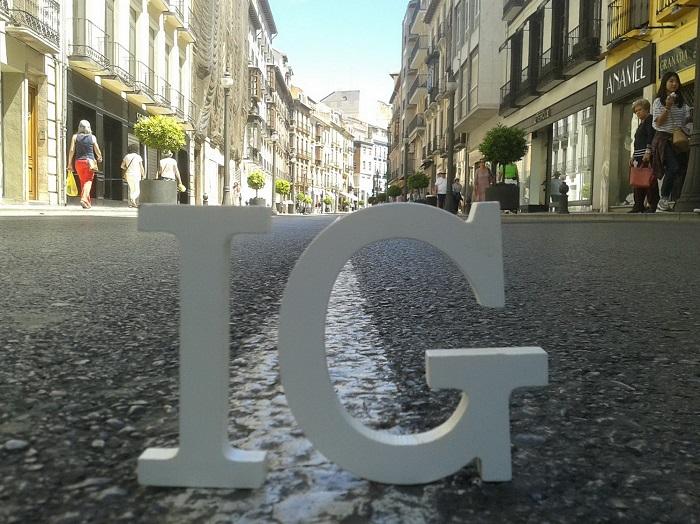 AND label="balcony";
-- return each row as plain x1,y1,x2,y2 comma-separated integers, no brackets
537,47,565,92
163,2,196,44
128,61,157,105
408,1,423,35
564,20,602,76
409,36,429,69
408,75,426,105
0,1,10,22
170,88,186,120
146,75,174,114
503,0,526,22
68,19,110,73
515,65,539,104
607,0,649,47
99,42,136,92
499,80,519,116
407,114,425,138
657,0,696,22
428,82,440,105
426,42,439,64
7,0,60,55
185,99,198,131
